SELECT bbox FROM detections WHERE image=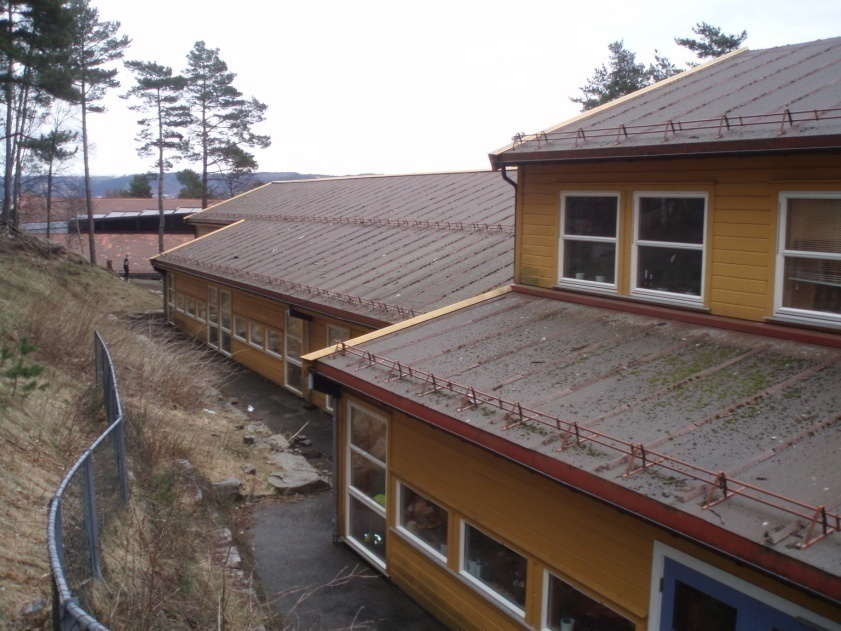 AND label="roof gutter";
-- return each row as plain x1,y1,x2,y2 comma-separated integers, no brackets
500,166,517,191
